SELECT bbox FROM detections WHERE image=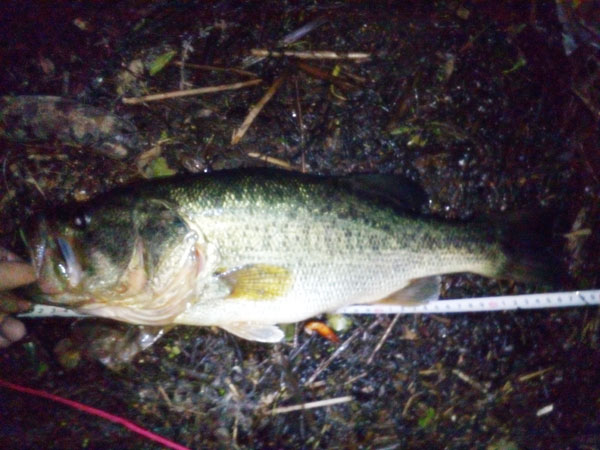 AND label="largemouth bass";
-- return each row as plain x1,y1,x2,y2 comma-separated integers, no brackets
24,169,554,342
